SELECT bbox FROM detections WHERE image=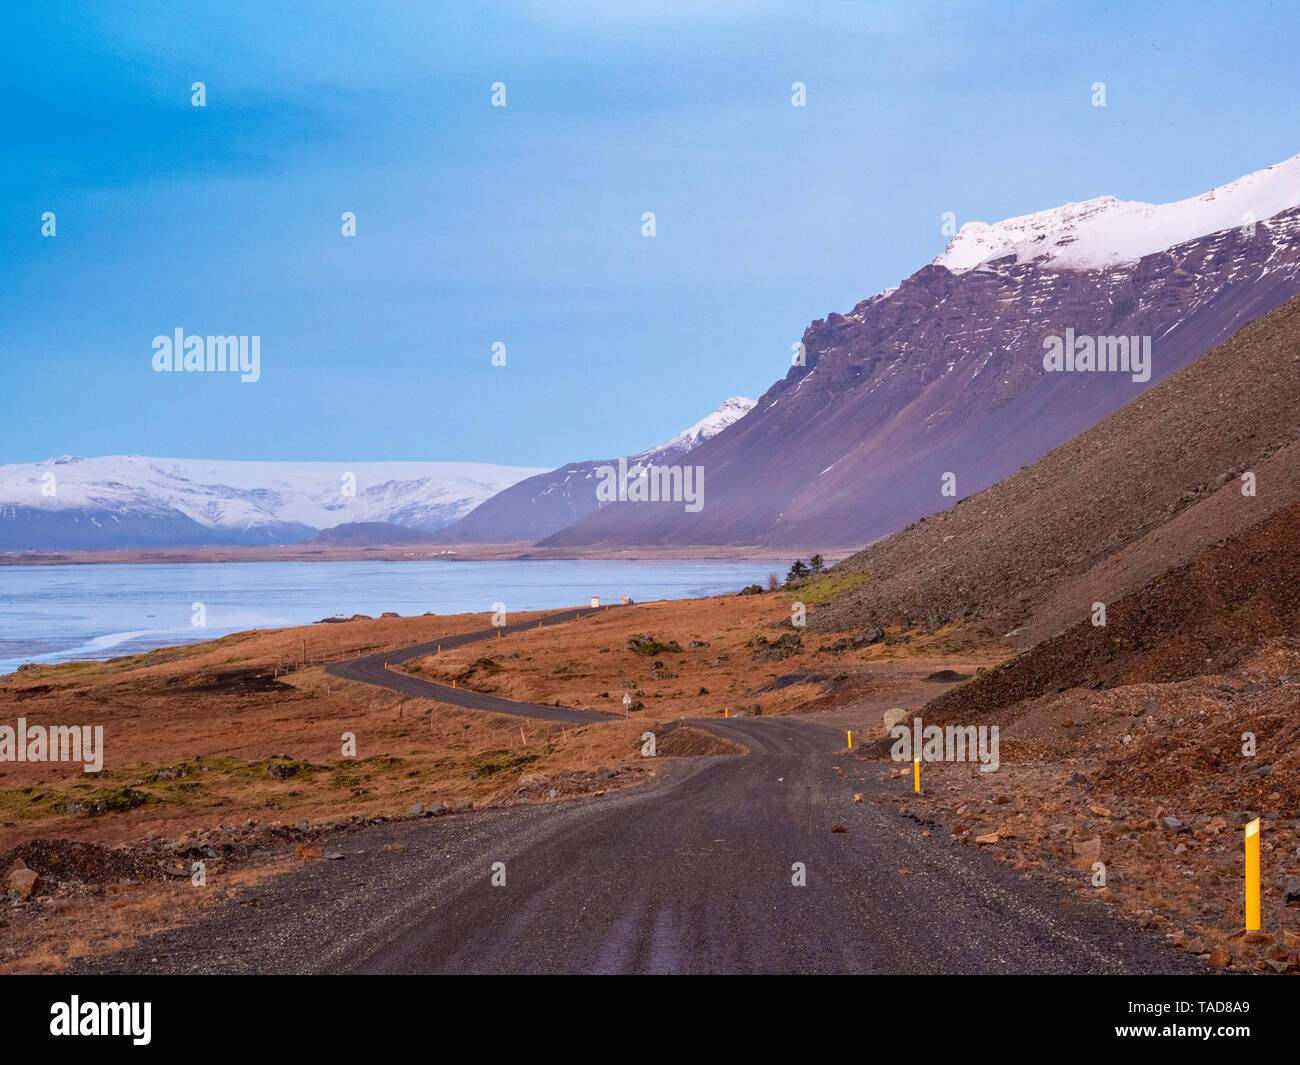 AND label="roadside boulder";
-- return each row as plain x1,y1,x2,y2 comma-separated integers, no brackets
882,707,908,730
5,862,41,899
